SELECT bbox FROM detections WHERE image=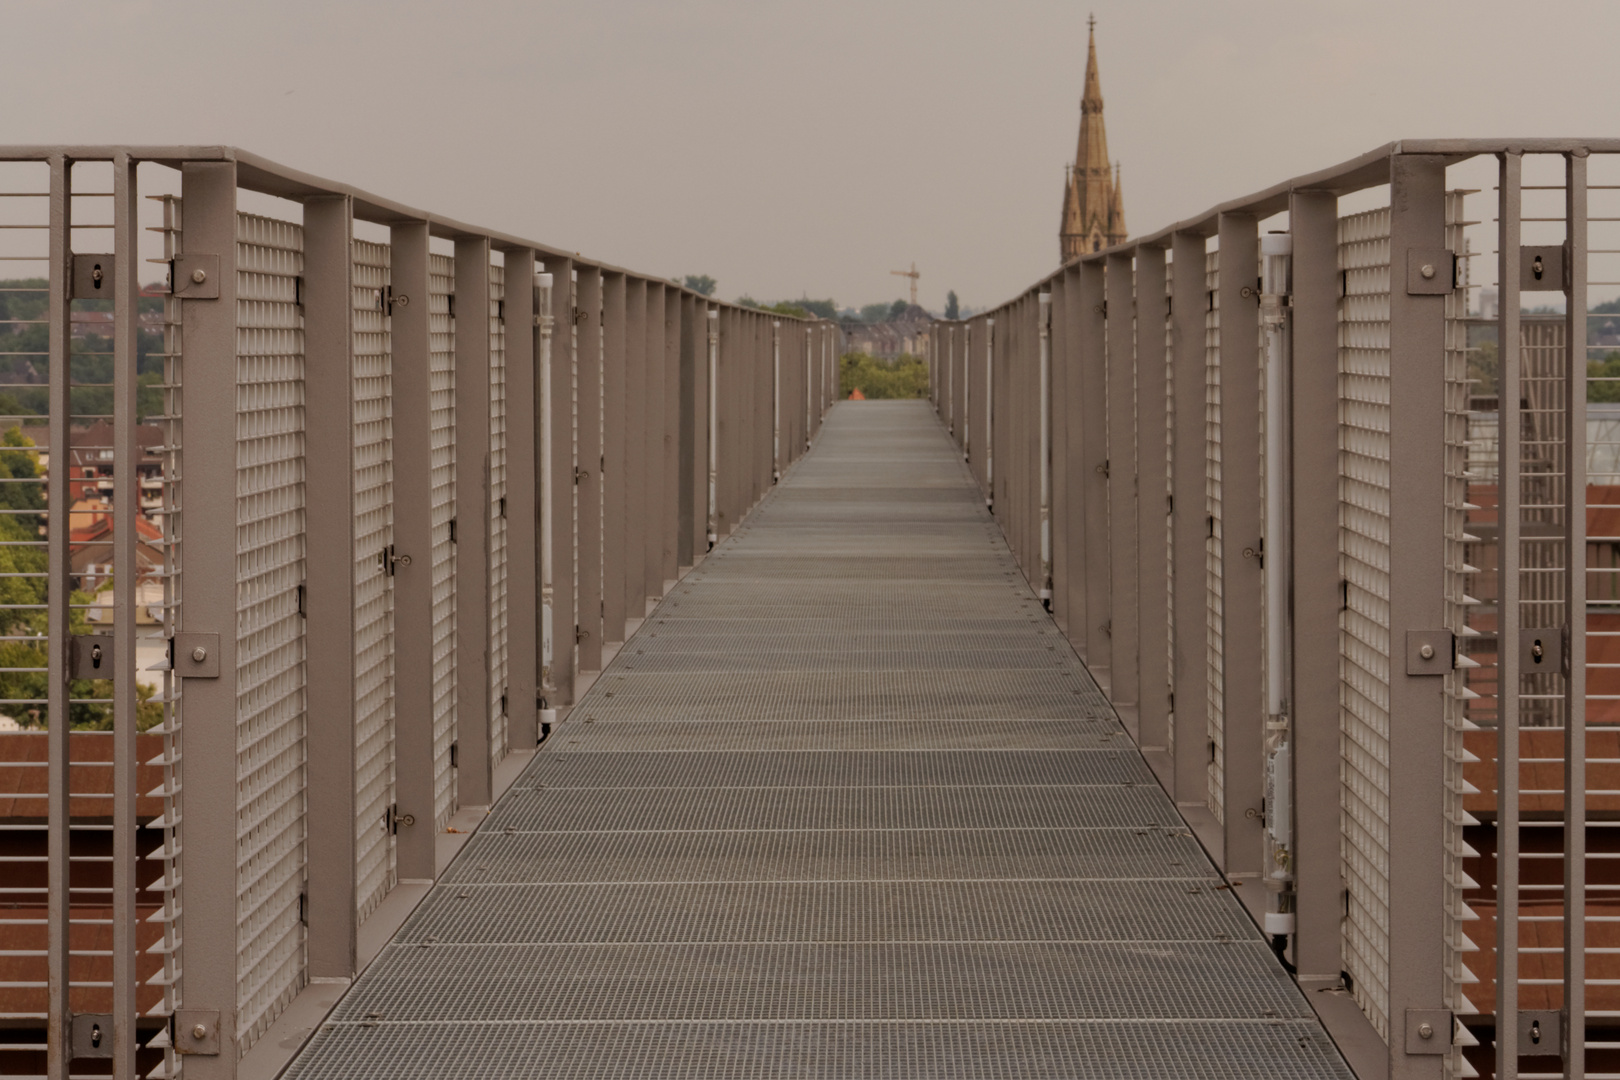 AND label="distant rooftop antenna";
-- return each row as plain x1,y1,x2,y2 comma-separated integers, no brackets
890,261,920,306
